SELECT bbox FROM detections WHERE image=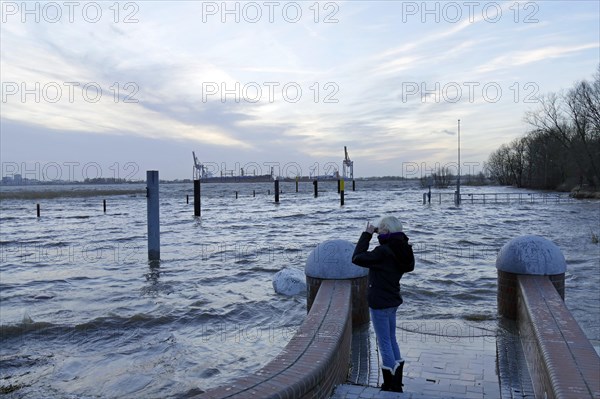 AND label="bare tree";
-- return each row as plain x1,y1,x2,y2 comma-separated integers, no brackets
524,130,566,189
523,69,600,188
581,66,600,136
424,166,453,188
488,66,599,190
507,137,529,187
525,92,573,150
486,144,513,185
567,77,600,185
